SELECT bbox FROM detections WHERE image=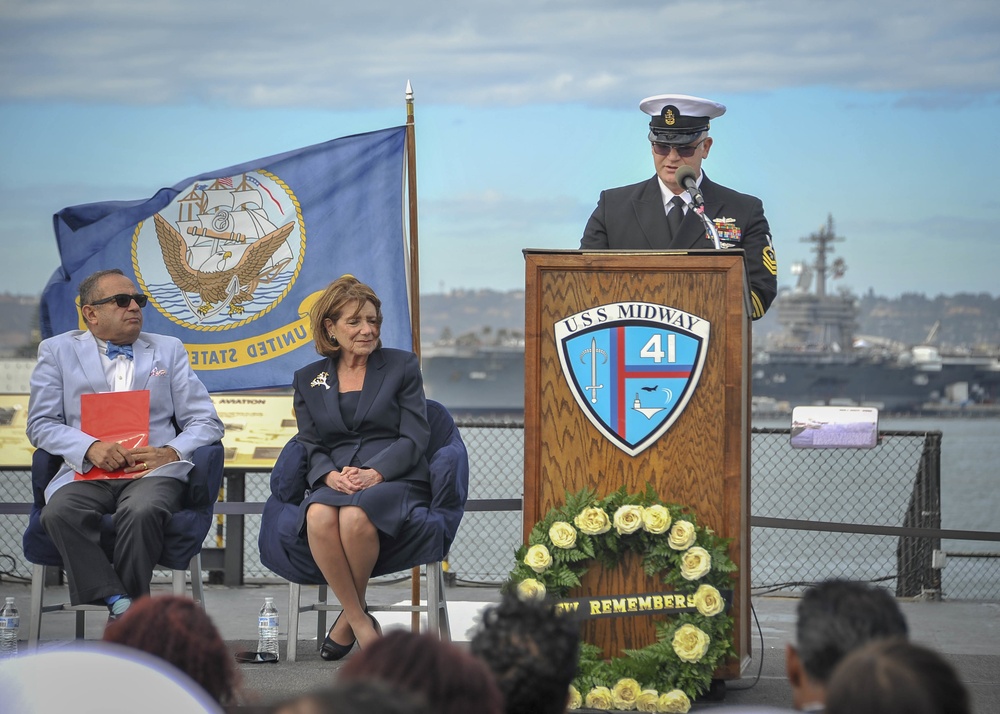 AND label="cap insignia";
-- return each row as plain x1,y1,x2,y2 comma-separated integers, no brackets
663,106,677,126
